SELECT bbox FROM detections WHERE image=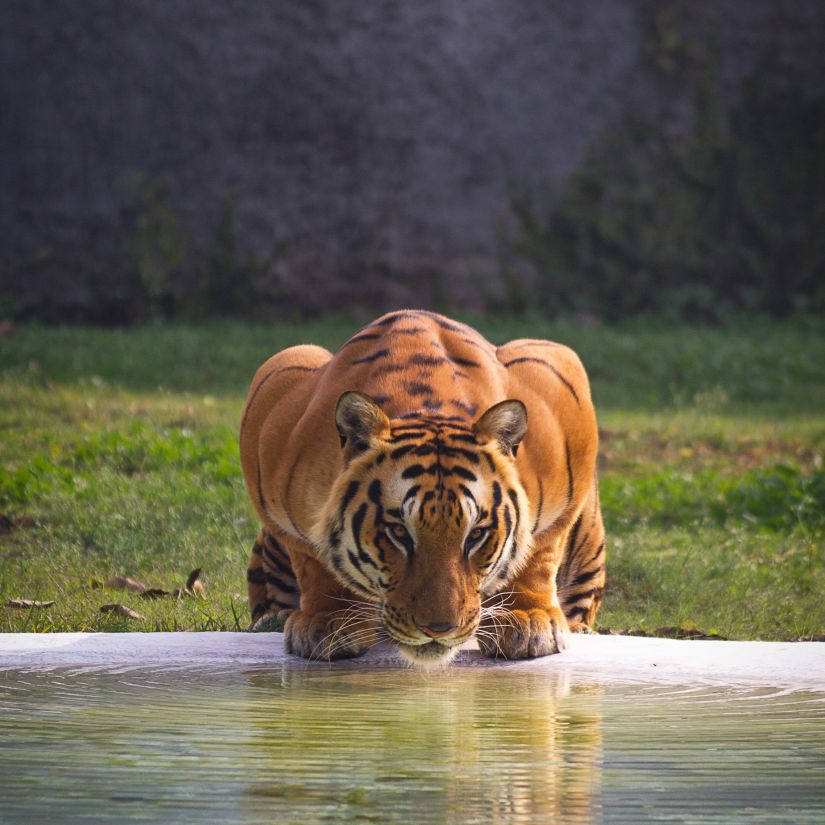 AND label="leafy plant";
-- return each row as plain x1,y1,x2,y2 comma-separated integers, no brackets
125,179,188,318
509,34,825,319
